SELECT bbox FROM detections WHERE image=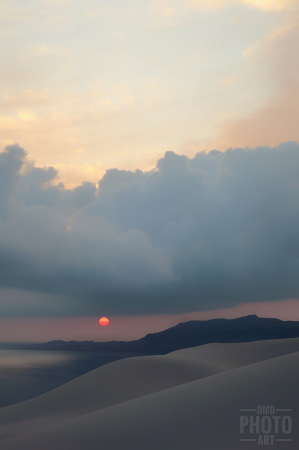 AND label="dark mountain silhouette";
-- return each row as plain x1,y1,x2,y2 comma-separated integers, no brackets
20,315,299,354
